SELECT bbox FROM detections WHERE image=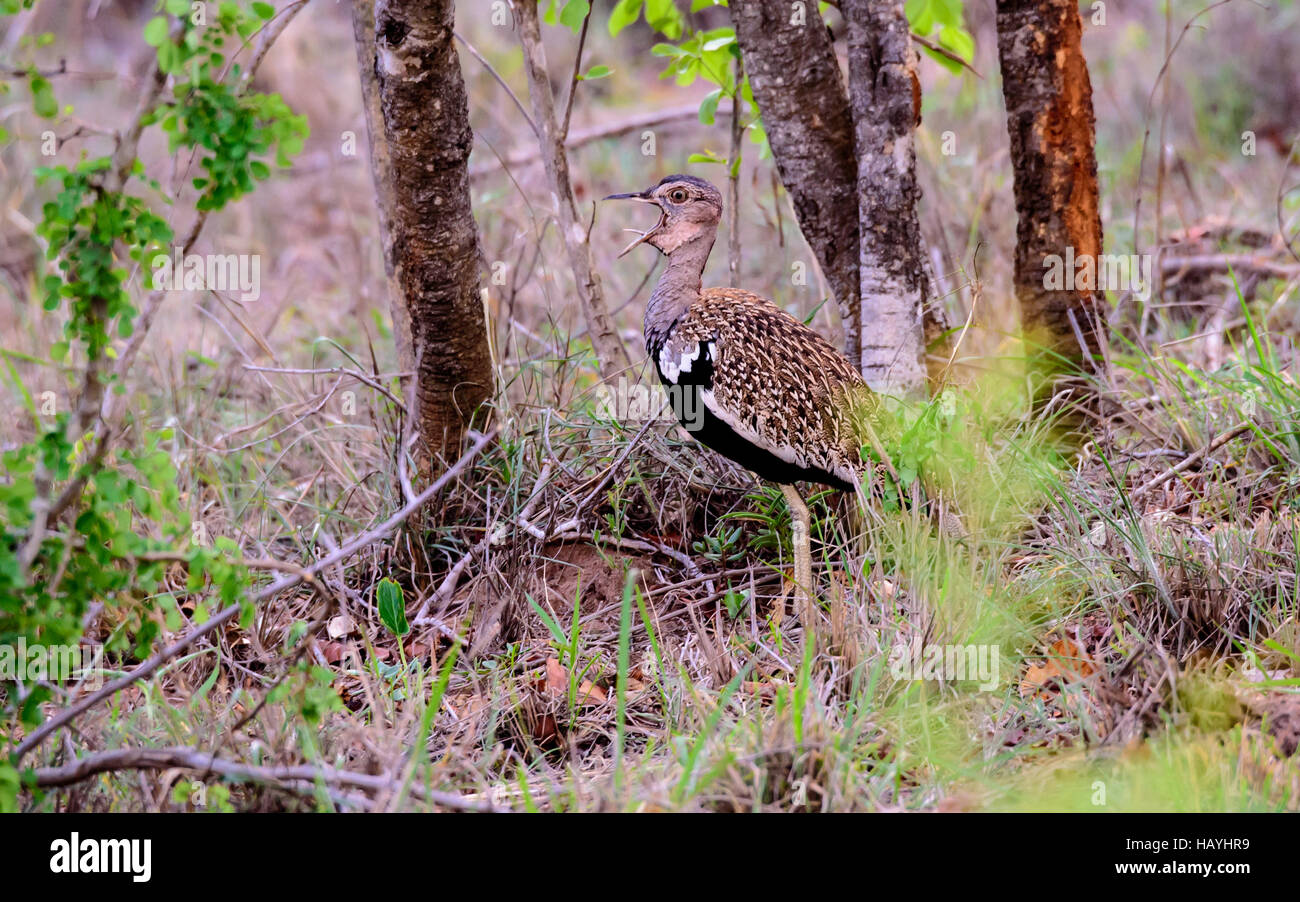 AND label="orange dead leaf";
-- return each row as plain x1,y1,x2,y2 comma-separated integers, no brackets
540,657,607,705
319,641,347,665
1020,637,1096,700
